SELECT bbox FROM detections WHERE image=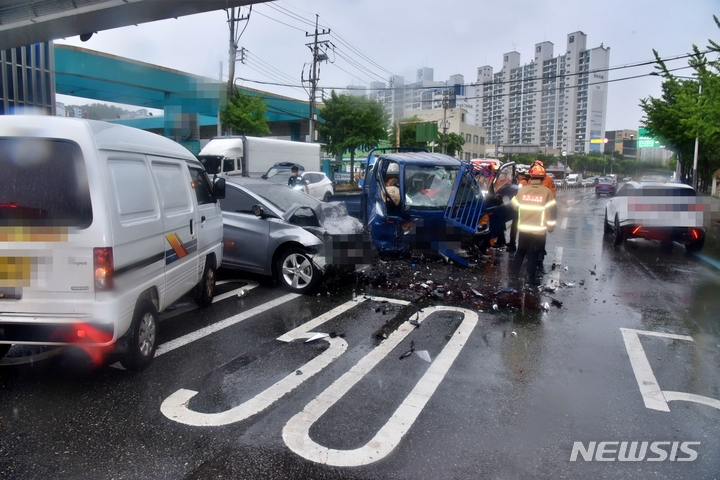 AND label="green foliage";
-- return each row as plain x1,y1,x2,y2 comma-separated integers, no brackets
389,116,426,149
441,132,465,157
640,15,720,190
317,91,389,182
64,103,129,120
220,89,271,136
